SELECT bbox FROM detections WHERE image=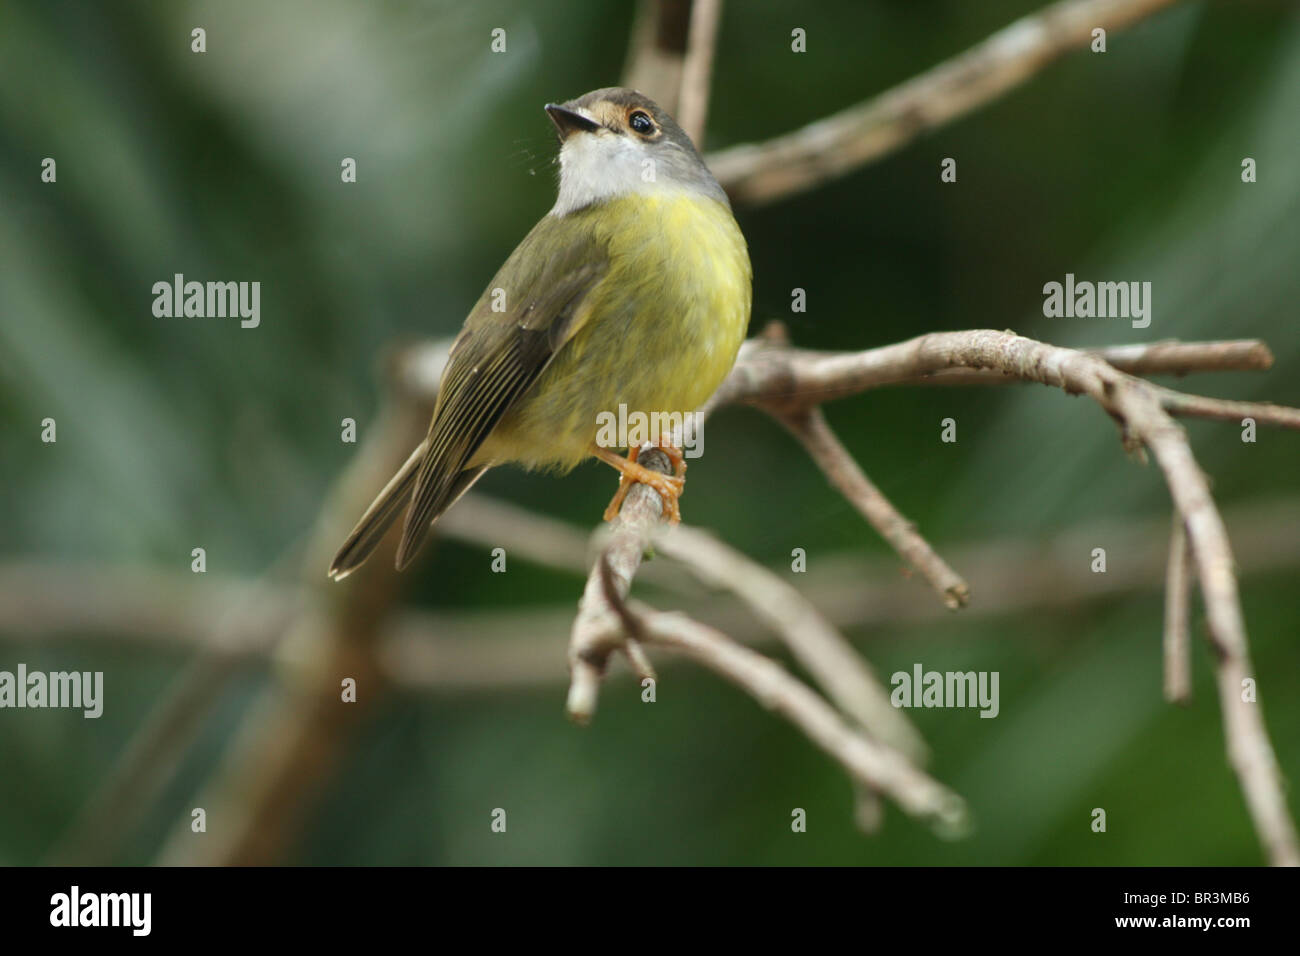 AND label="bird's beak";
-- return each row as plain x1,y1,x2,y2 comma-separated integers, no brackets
545,103,601,142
